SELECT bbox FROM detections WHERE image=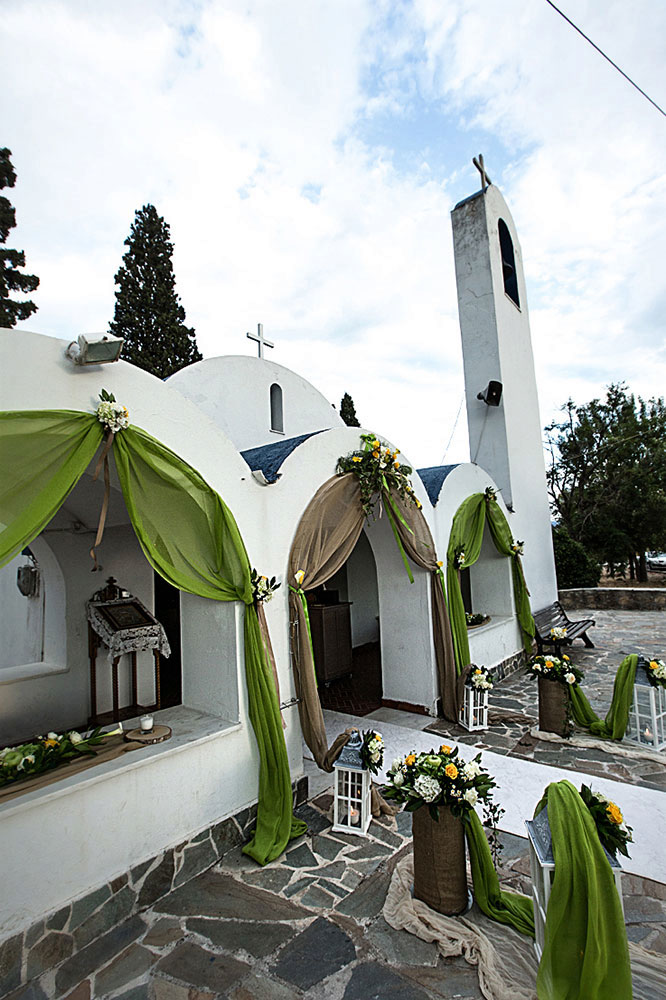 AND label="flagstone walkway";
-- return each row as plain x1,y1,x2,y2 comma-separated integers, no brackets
12,792,664,1000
